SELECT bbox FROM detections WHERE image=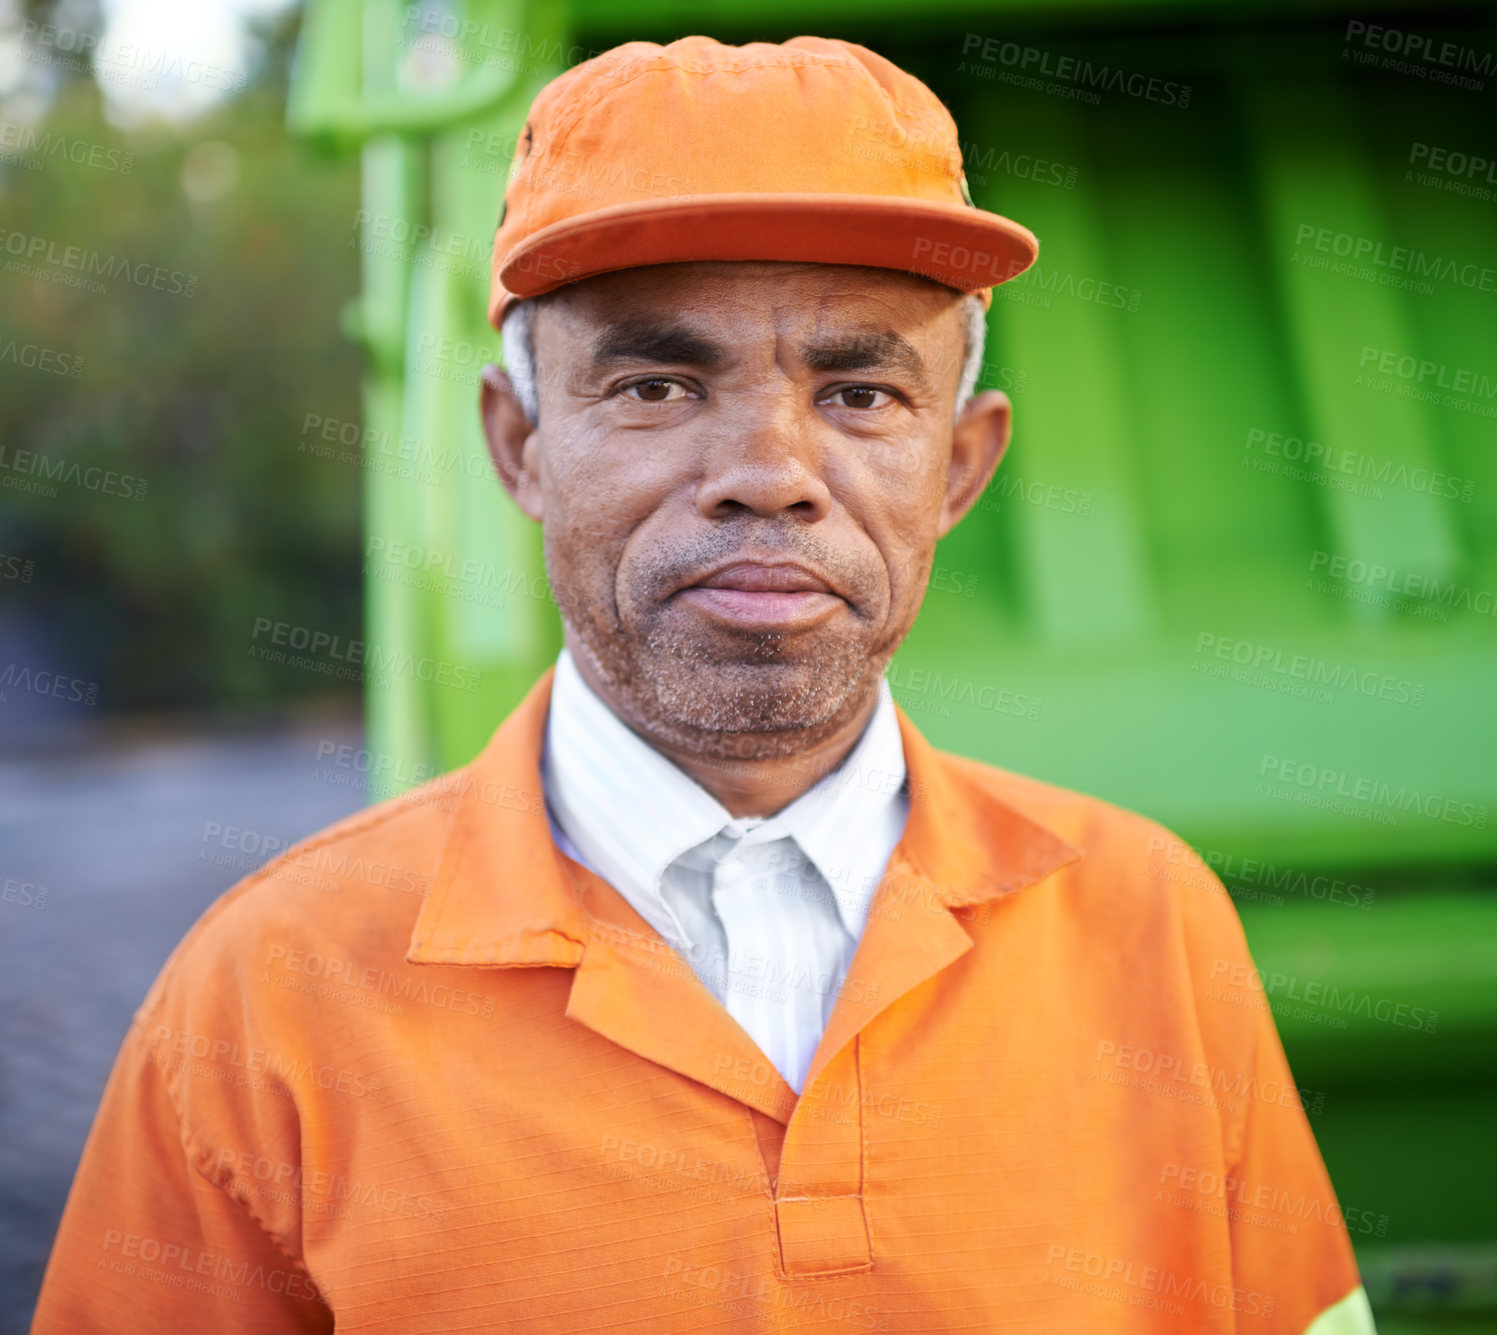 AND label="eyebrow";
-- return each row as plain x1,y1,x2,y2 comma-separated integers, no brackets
589,320,725,372
585,318,929,387
800,330,928,387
